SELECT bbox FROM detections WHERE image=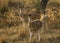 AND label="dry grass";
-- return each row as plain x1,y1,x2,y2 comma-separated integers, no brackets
0,0,60,43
